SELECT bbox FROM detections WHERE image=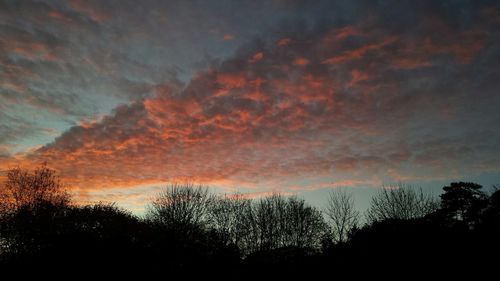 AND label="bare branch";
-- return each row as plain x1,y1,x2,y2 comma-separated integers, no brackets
366,184,439,223
324,188,359,243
